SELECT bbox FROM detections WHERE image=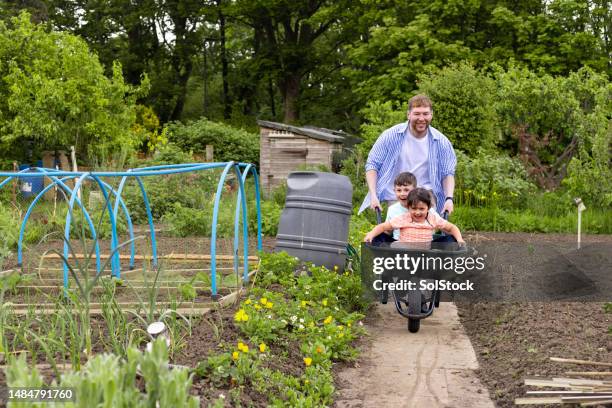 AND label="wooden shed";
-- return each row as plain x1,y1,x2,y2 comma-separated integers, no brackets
257,120,345,195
